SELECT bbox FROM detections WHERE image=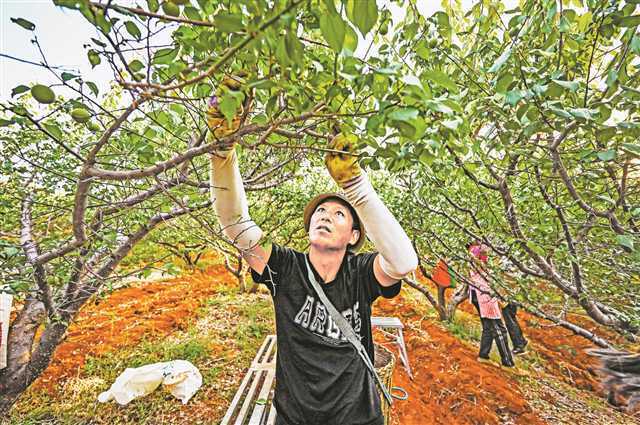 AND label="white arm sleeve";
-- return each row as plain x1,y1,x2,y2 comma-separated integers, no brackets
209,151,263,250
342,172,418,280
